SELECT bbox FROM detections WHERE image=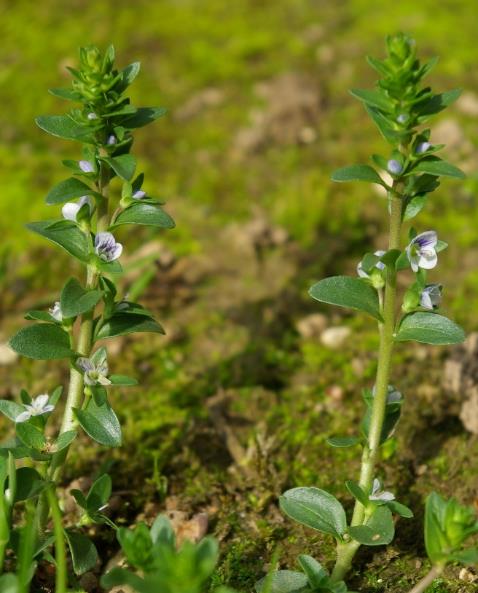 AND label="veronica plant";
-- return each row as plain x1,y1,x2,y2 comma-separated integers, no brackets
101,515,236,593
257,34,477,593
1,45,174,591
